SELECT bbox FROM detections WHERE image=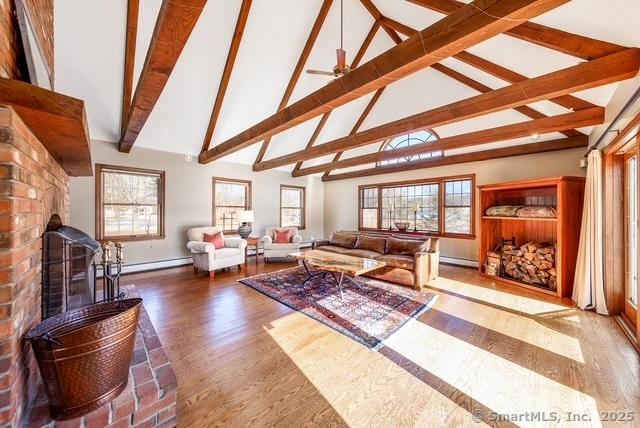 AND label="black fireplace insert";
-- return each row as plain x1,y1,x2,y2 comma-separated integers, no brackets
41,215,100,319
